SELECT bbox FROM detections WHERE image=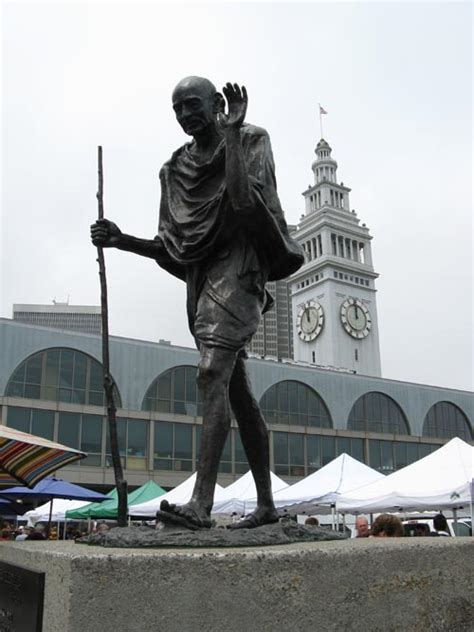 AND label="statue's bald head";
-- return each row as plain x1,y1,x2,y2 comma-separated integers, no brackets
172,76,217,102
171,76,223,137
